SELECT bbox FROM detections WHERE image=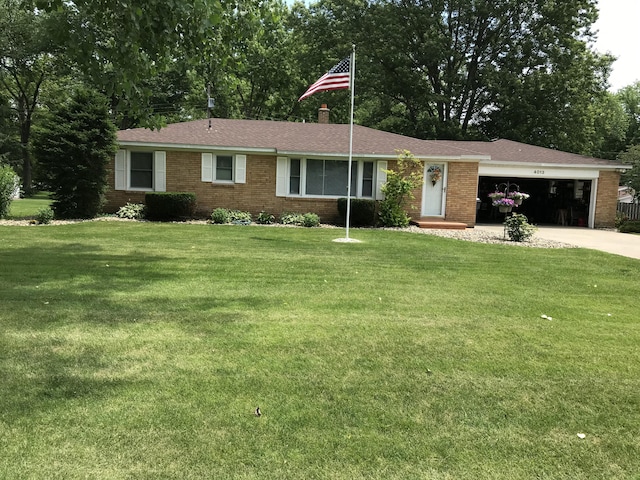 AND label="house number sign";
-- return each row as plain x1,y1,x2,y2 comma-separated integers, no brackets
533,170,545,175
